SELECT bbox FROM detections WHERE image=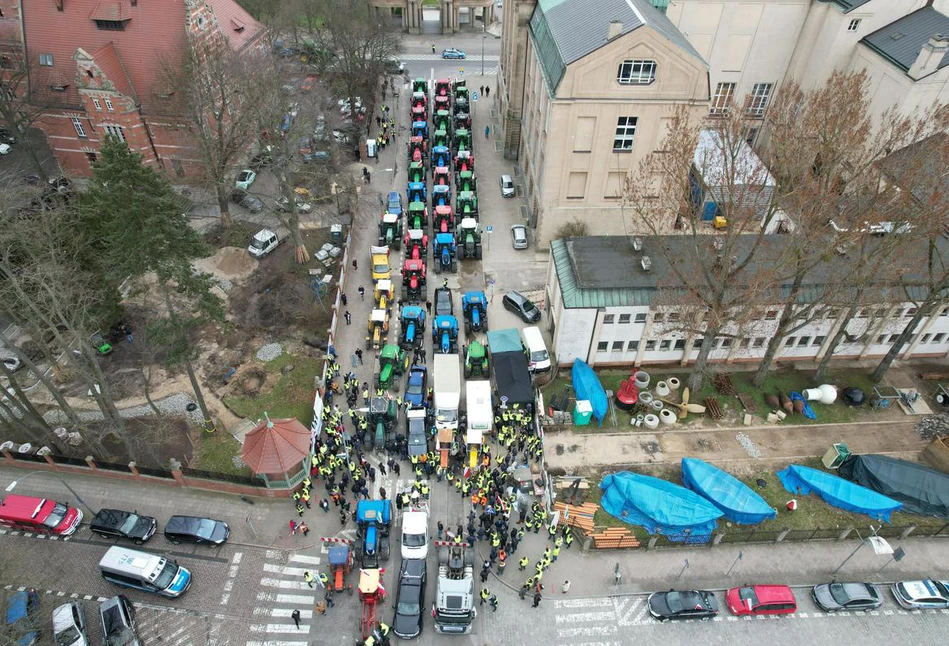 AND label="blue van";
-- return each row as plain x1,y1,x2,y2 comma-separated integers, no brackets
98,547,192,598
